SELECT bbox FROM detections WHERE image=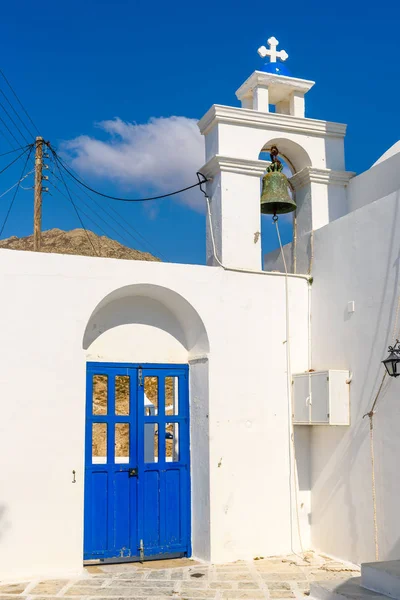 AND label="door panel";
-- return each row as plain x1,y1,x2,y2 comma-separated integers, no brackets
84,363,190,562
